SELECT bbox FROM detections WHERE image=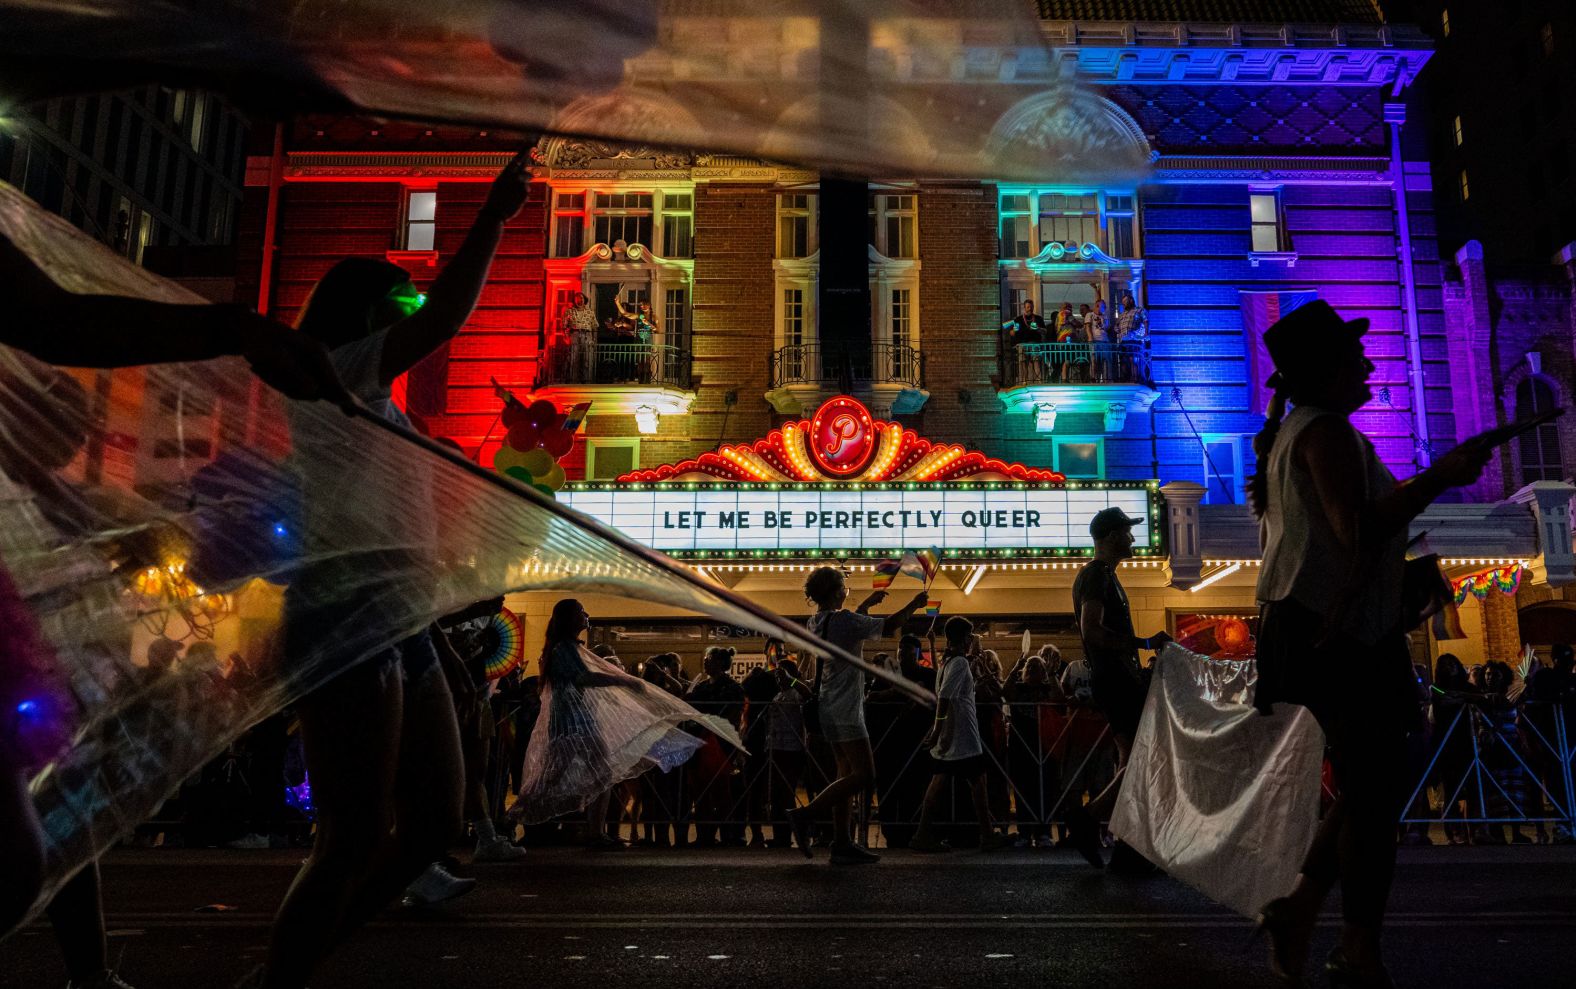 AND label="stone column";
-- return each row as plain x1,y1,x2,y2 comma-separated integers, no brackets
1480,588,1522,665
1160,481,1205,590
1510,480,1576,588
